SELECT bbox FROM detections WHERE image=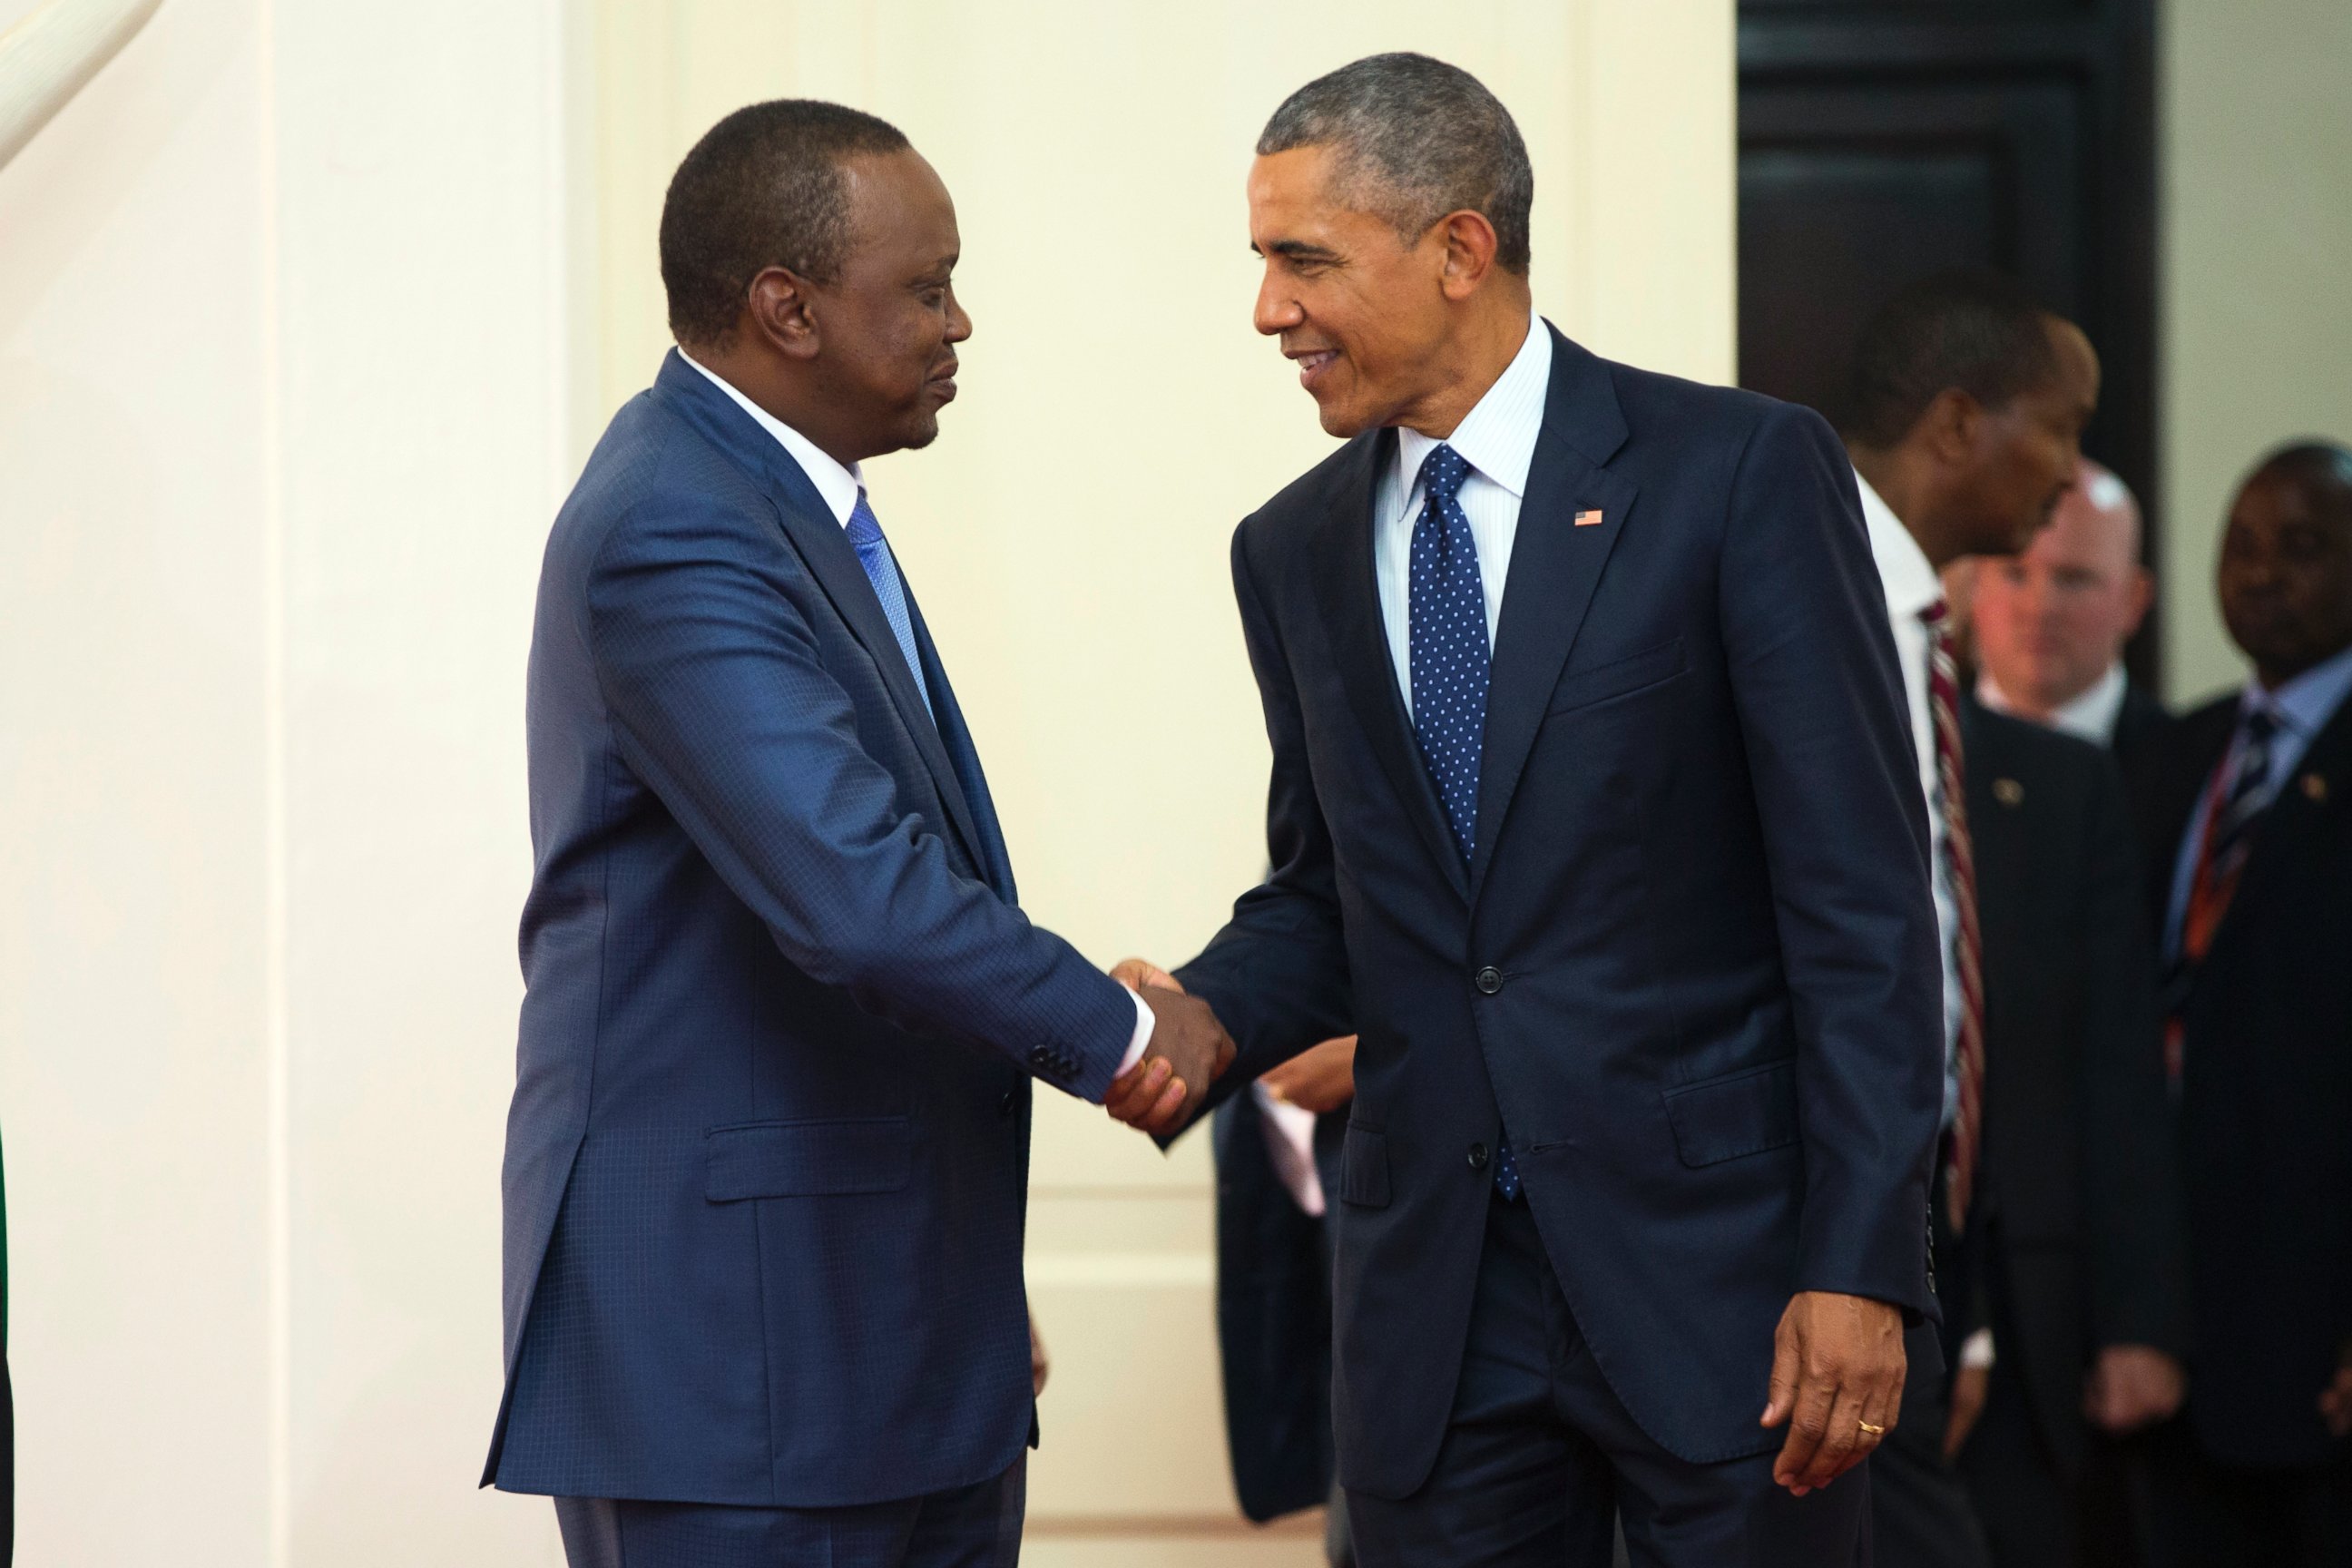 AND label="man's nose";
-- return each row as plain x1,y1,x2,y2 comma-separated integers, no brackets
1254,278,1301,337
946,295,973,343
